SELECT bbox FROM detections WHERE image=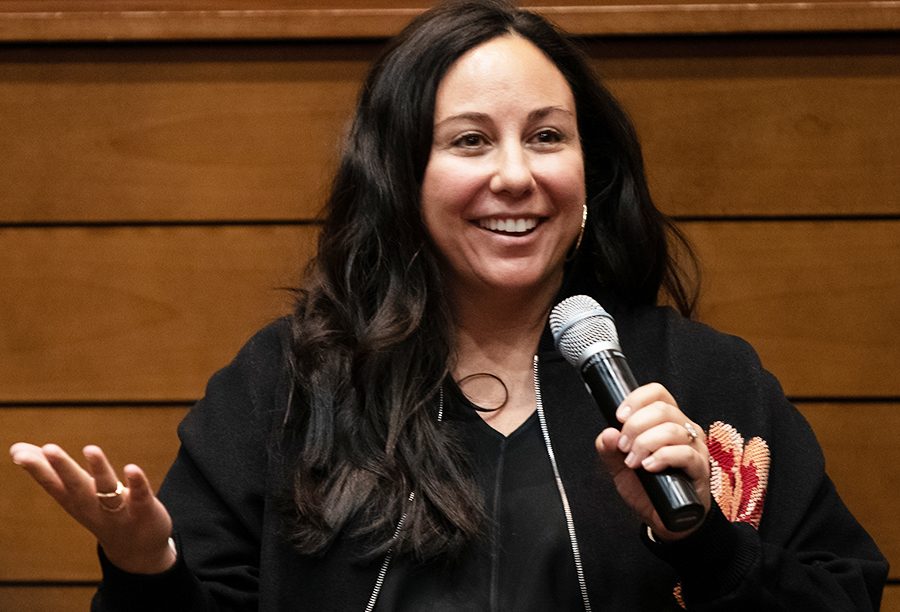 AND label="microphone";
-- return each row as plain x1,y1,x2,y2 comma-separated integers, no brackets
549,295,705,532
